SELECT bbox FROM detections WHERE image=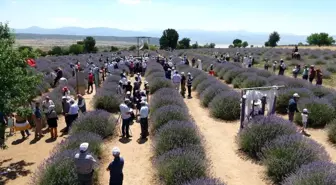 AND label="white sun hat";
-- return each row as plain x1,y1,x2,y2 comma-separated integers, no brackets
112,147,120,156
293,93,300,98
80,142,89,152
